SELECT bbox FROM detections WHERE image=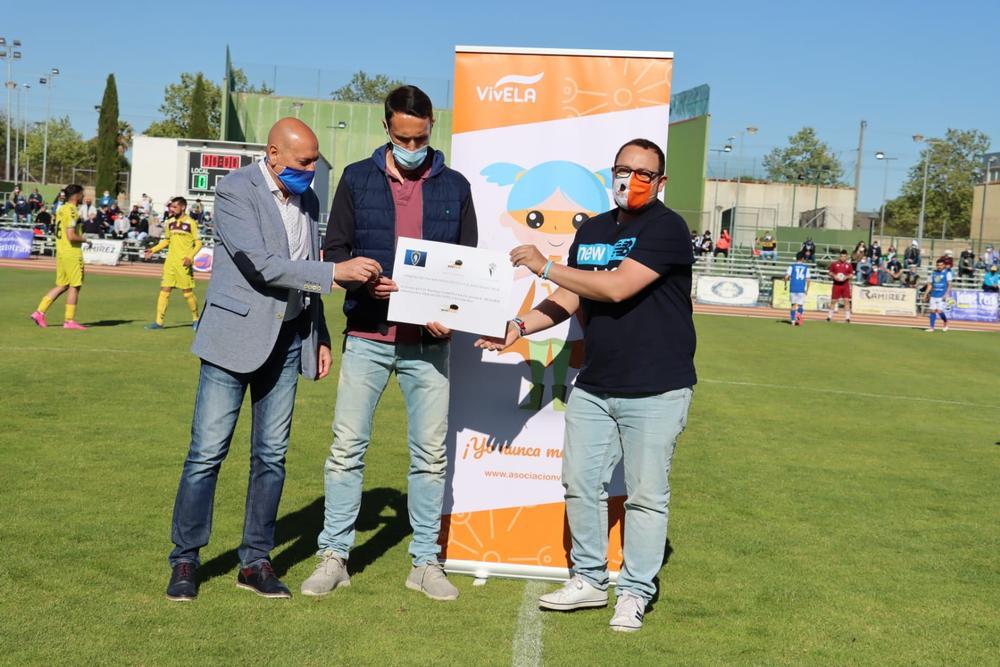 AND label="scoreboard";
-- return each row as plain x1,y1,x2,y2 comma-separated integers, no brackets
187,151,256,194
